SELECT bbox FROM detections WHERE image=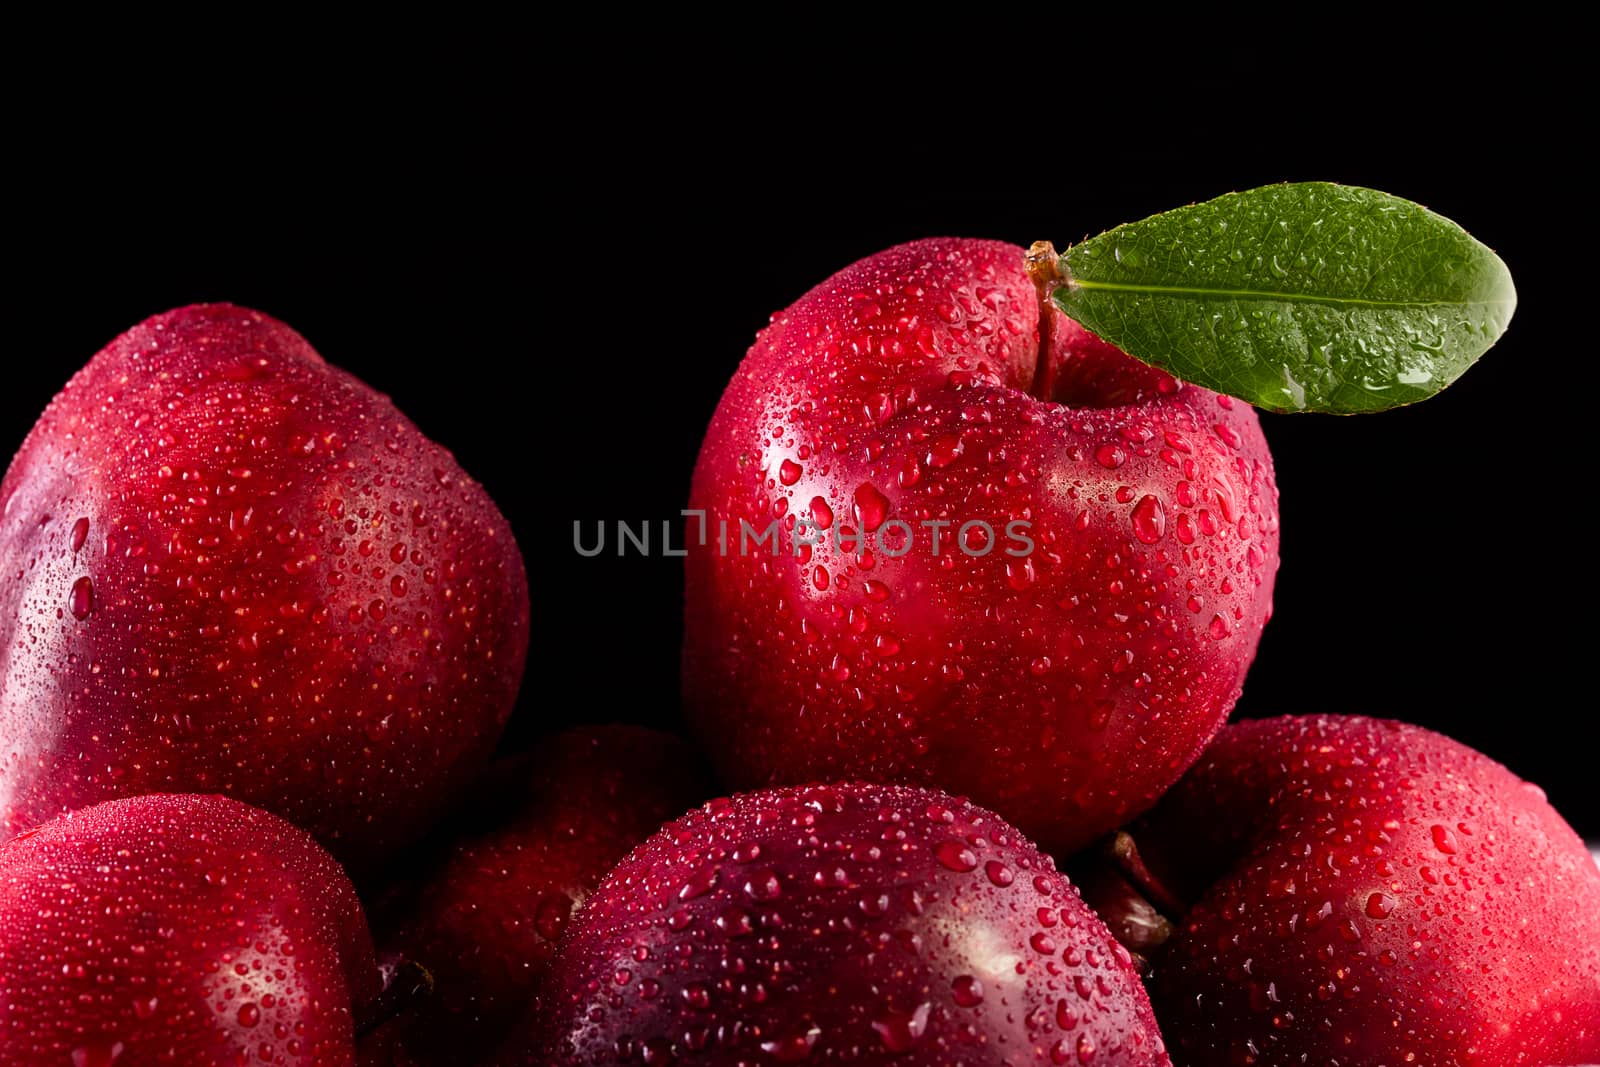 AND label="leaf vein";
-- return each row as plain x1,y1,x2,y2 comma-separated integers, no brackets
1068,279,1507,312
